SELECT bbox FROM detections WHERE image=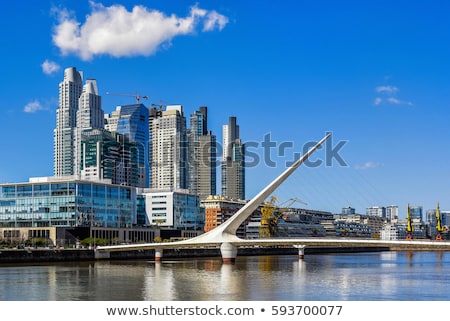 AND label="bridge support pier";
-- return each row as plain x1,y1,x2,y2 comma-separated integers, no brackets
155,249,163,262
220,243,238,264
294,245,306,259
94,249,111,260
